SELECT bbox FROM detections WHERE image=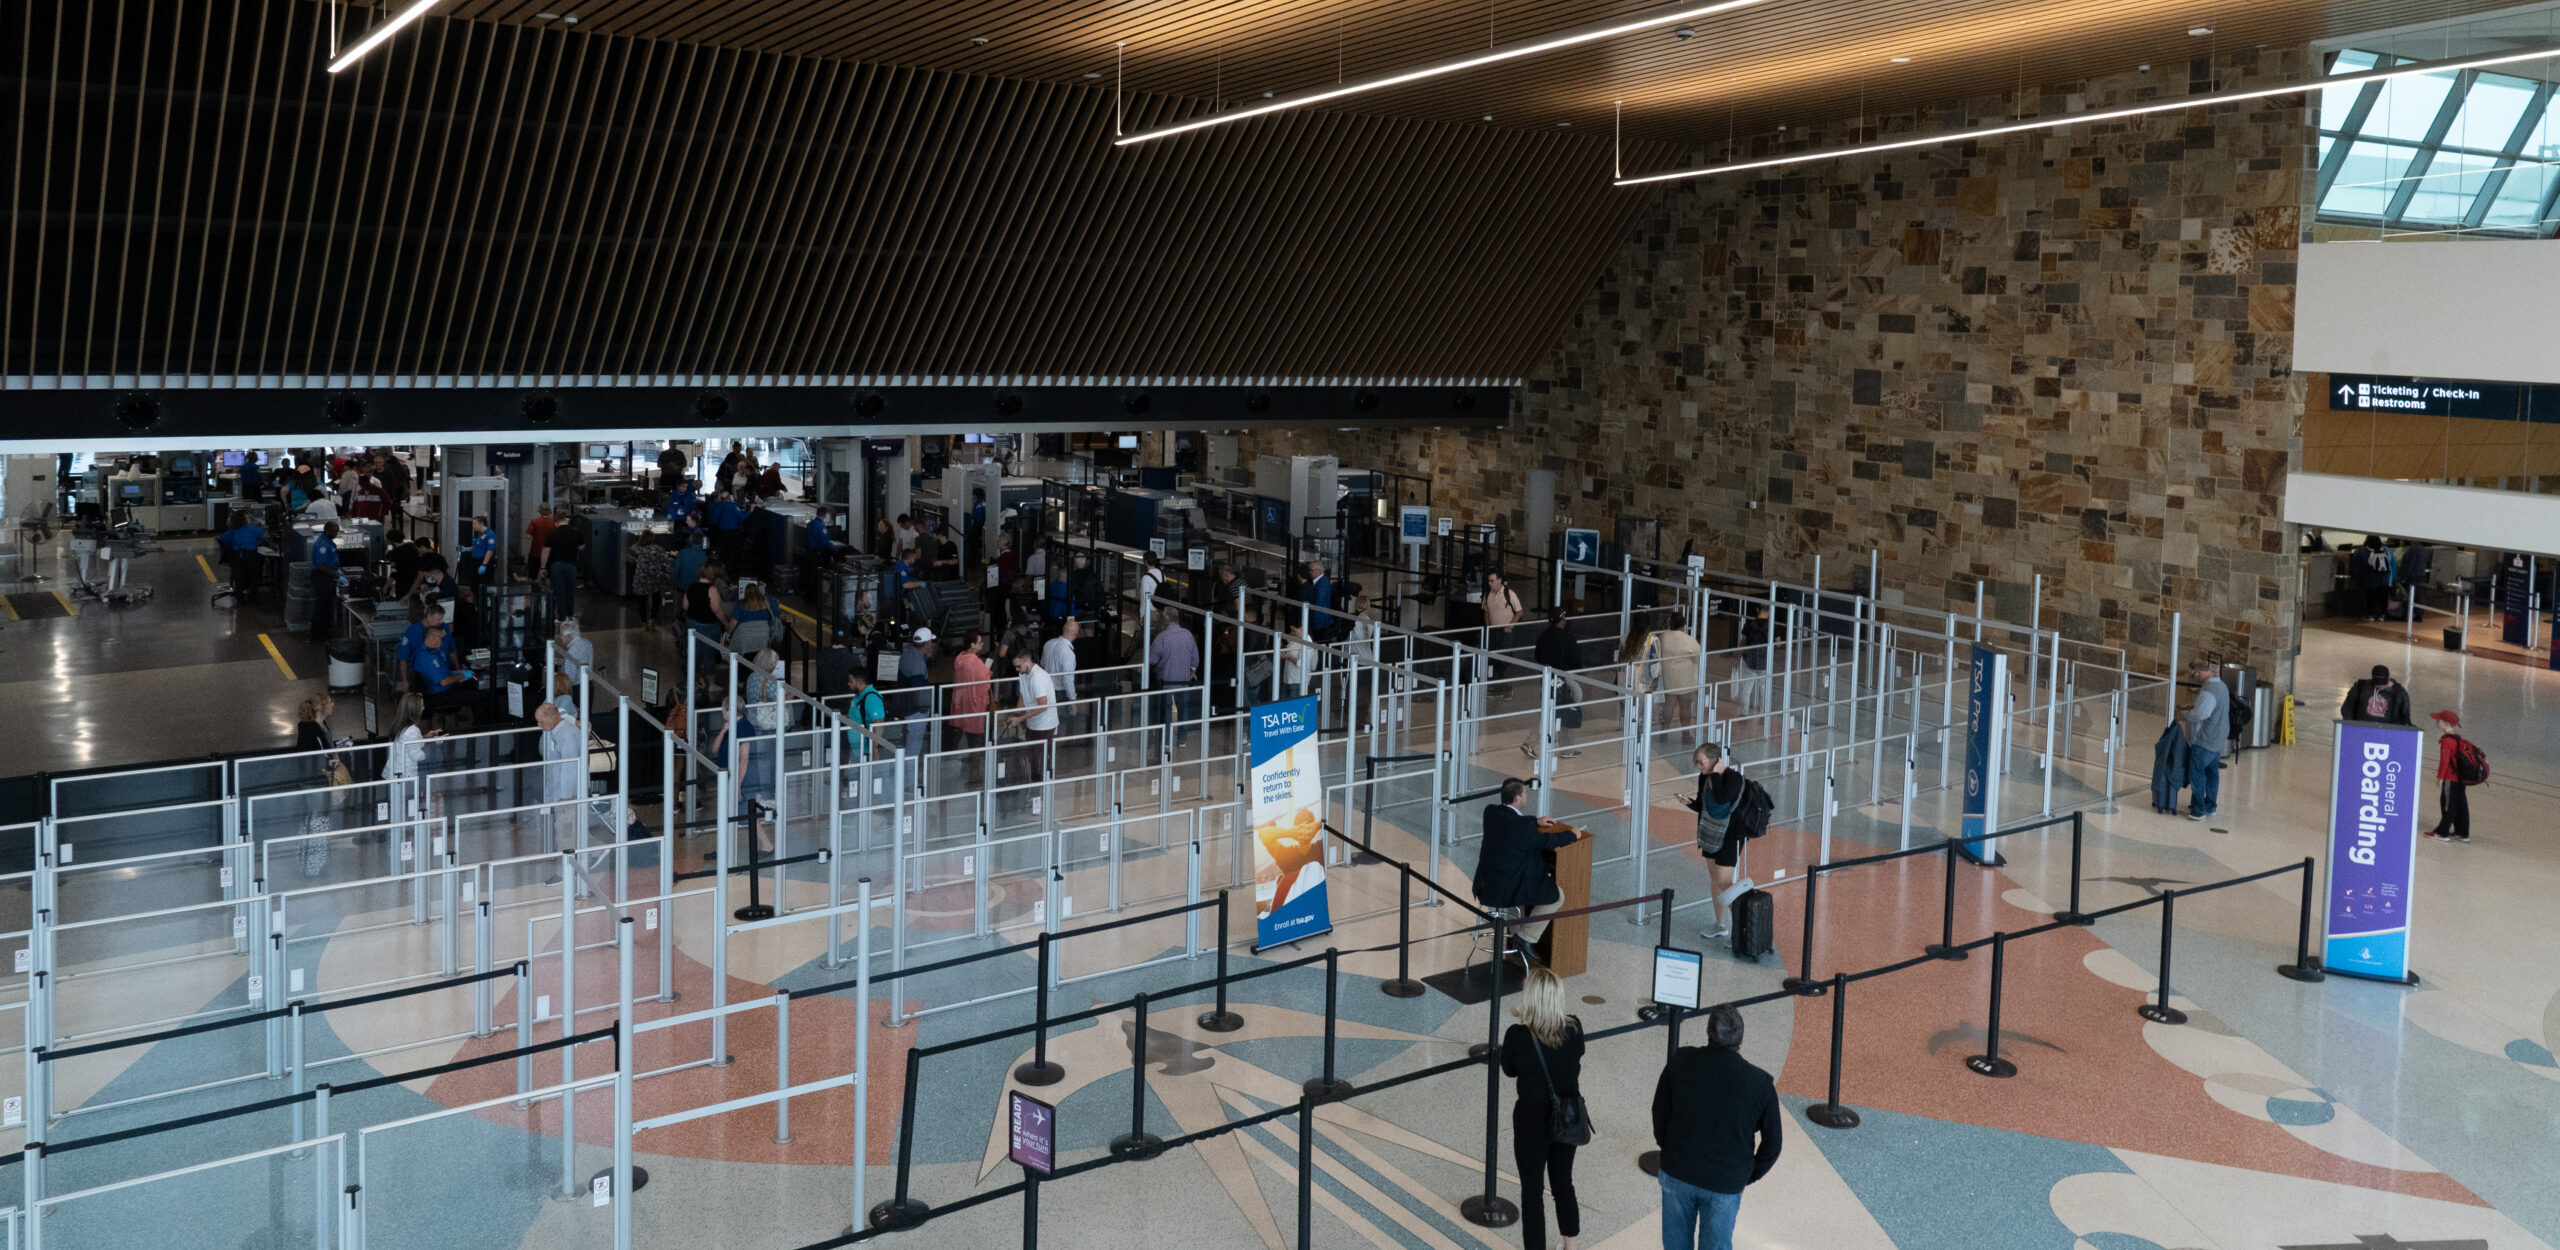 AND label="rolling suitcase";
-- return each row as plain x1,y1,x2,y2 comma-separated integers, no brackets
1730,888,1774,961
